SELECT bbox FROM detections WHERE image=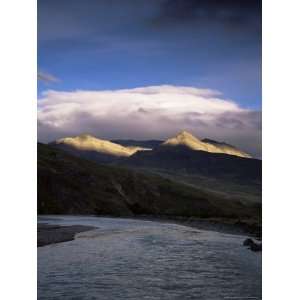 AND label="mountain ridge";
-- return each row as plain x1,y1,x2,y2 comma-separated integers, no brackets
50,134,151,163
50,130,252,159
162,131,251,158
